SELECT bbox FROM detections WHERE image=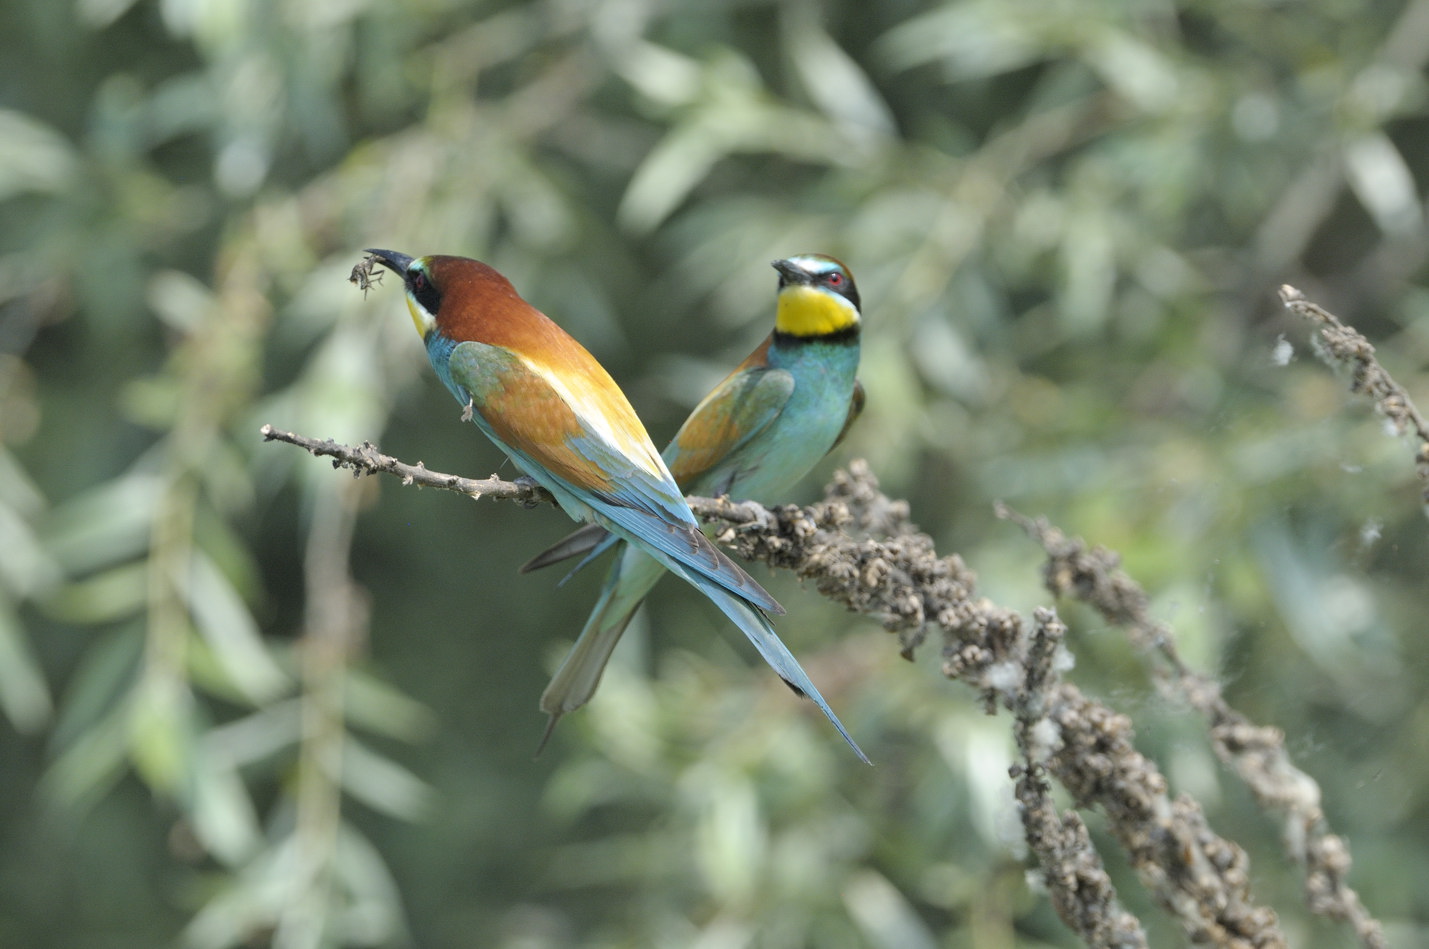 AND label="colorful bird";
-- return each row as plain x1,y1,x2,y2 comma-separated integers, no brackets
525,254,864,750
363,249,867,763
